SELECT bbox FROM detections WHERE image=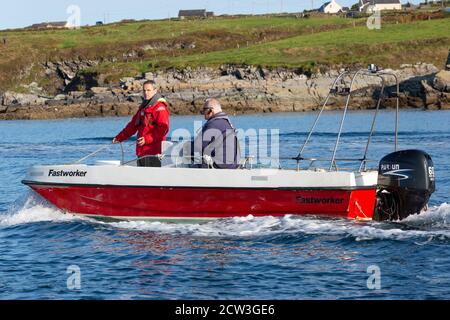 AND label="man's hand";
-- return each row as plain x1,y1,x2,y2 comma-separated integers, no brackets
137,137,146,146
112,138,120,144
